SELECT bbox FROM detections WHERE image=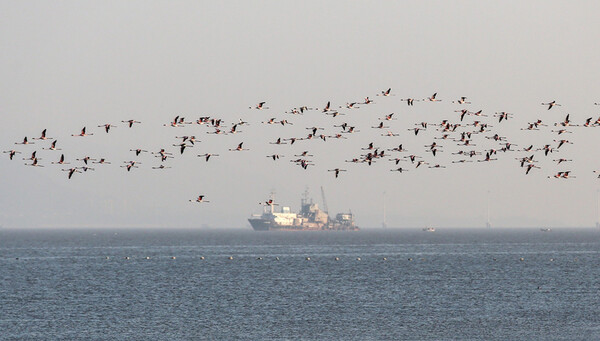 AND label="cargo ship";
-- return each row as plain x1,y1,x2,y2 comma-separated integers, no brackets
248,190,358,231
